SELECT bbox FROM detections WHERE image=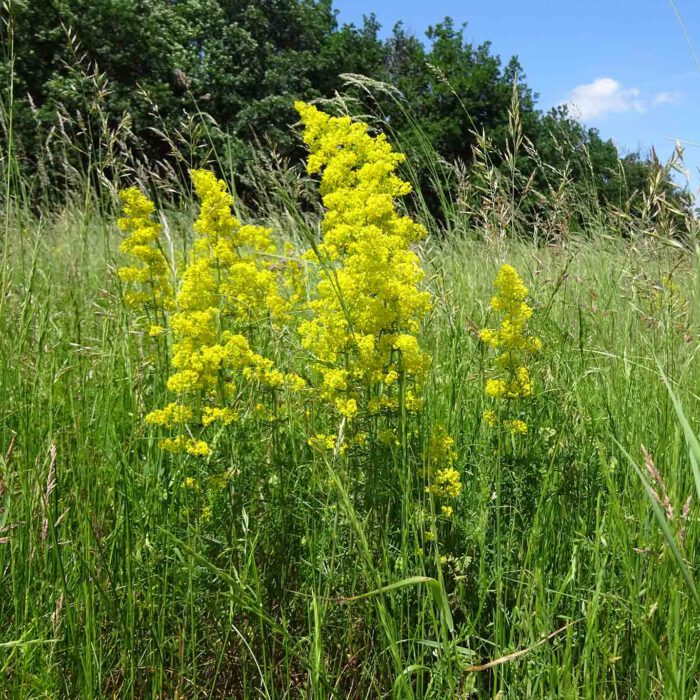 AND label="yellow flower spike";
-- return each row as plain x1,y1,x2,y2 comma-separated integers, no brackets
295,102,431,424
485,378,507,399
482,409,498,427
404,390,423,413
481,264,540,436
308,433,339,451
503,419,528,436
201,407,238,427
159,436,187,453
184,439,211,457
427,467,462,499
148,324,165,337
128,169,299,459
425,423,462,504
335,398,359,420
117,187,173,313
284,373,306,392
145,402,194,427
